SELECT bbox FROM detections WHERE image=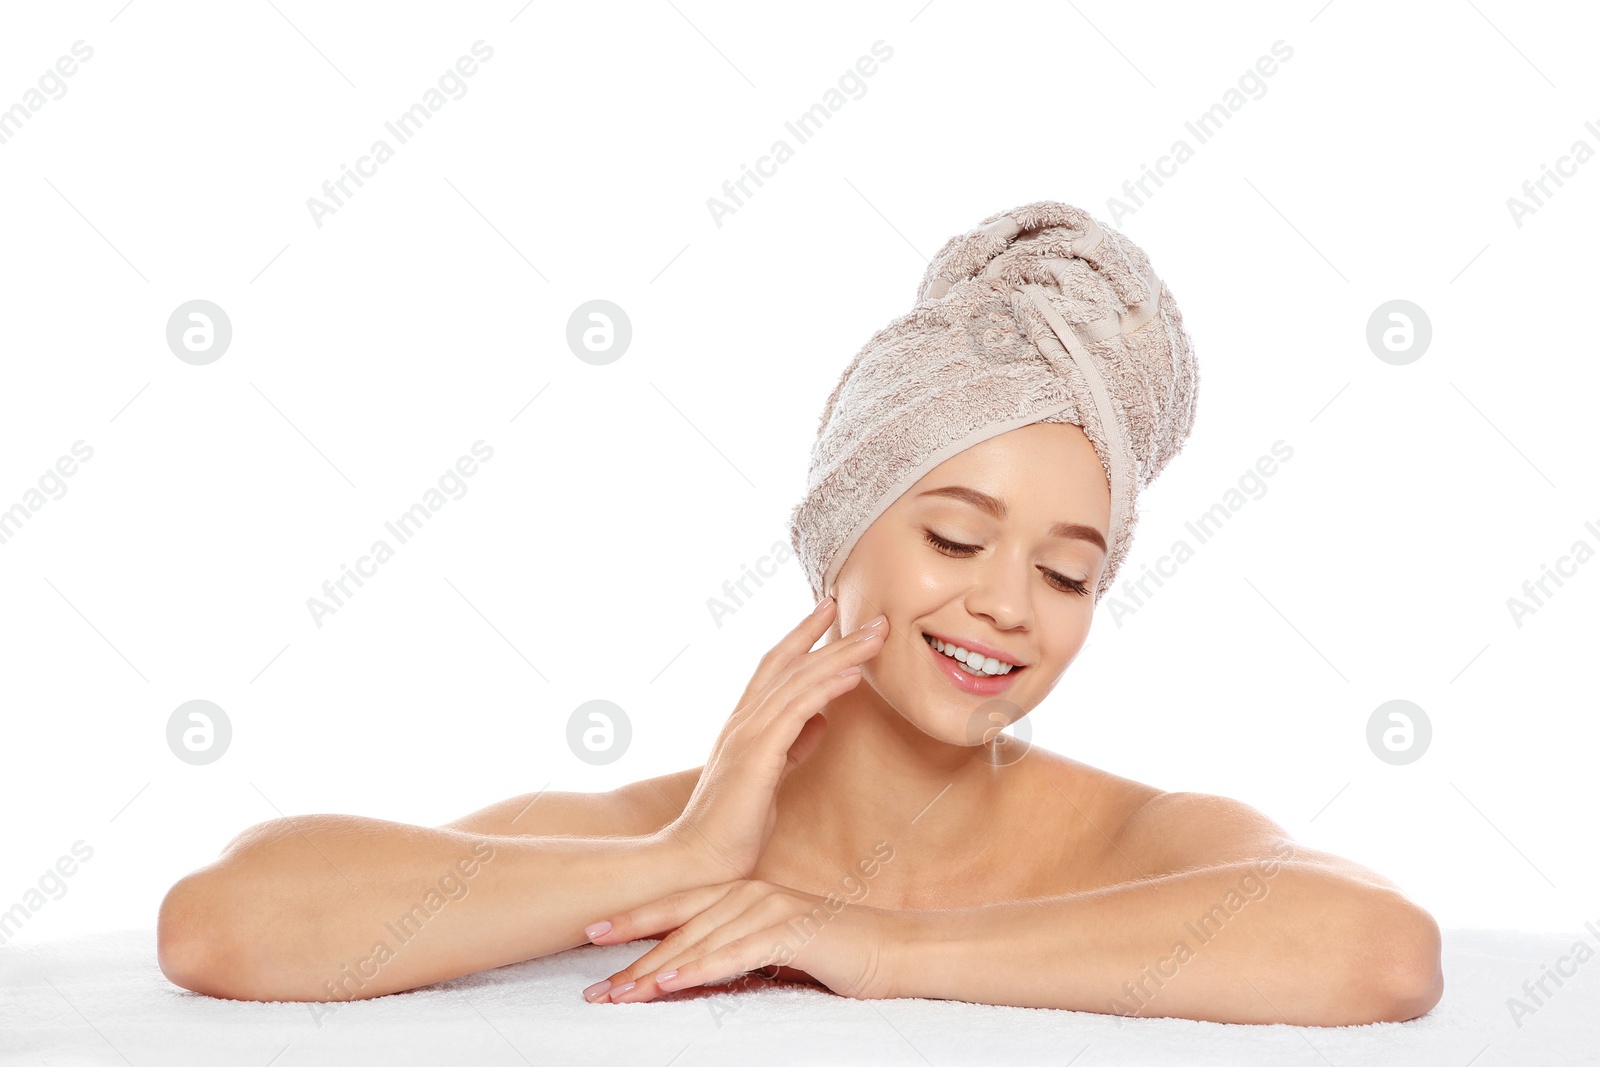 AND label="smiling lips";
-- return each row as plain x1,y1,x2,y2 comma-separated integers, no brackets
920,630,1025,670
920,631,1026,694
